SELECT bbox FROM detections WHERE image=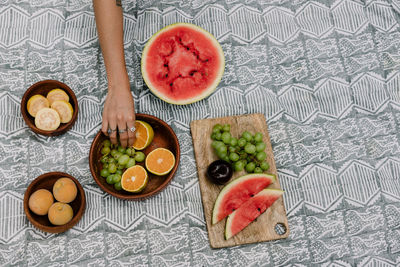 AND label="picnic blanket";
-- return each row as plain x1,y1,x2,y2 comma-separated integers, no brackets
1,0,400,266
